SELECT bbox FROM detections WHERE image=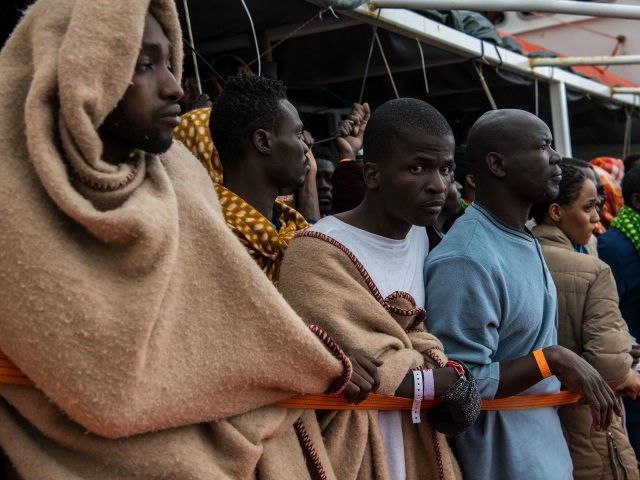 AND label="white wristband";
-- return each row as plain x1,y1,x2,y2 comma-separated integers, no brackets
423,369,435,401
412,369,424,424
